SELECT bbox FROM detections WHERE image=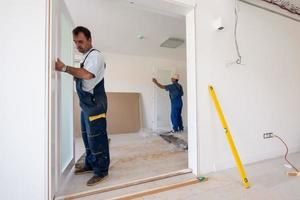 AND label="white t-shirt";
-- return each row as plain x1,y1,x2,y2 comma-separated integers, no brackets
80,49,105,93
